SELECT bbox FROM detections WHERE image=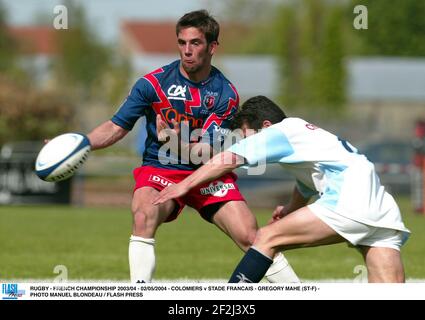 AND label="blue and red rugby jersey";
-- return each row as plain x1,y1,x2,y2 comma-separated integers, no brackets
111,60,239,170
